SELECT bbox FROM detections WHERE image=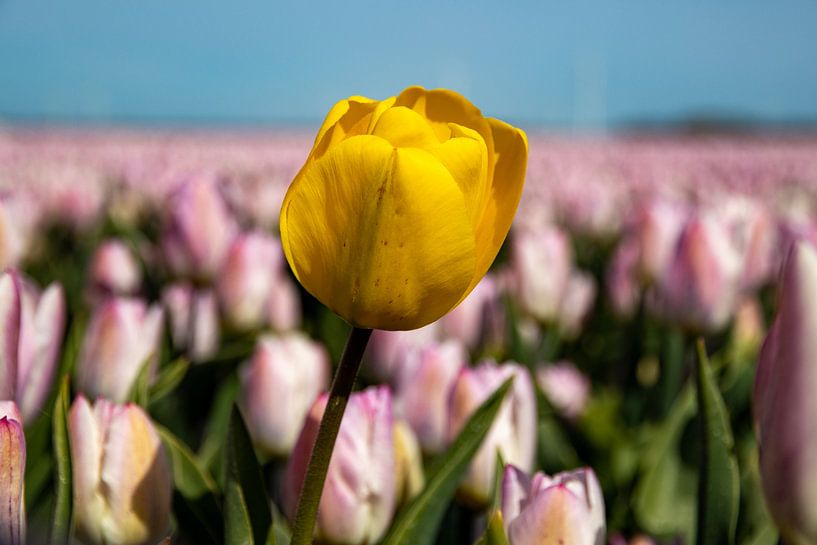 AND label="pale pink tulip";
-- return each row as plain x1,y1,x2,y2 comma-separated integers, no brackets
449,362,537,505
239,333,329,457
0,402,24,545
285,386,395,545
508,227,572,323
536,362,590,421
502,465,605,545
754,241,817,545
75,298,163,403
440,274,505,353
89,239,142,297
68,397,172,545
557,271,596,340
